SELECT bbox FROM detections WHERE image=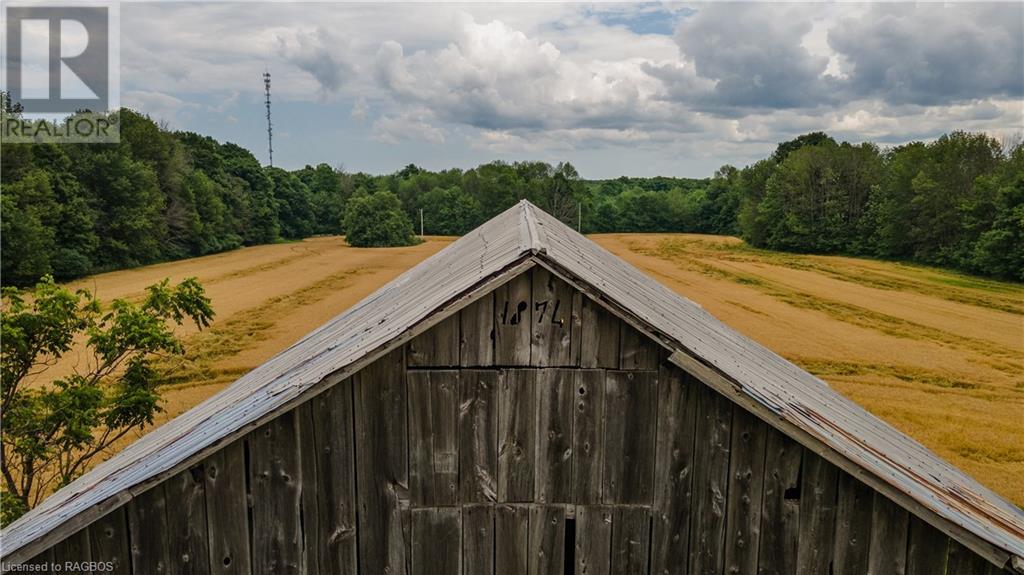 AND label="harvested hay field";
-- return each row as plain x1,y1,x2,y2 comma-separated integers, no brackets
53,233,1024,505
